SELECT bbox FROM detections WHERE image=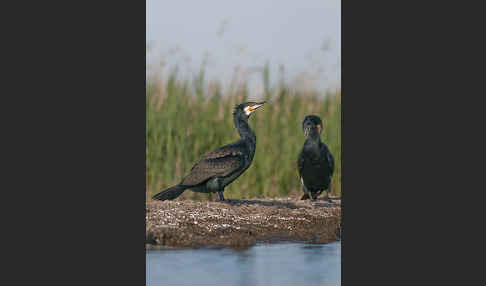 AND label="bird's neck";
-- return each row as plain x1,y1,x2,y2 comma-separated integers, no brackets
304,134,321,152
234,113,256,144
